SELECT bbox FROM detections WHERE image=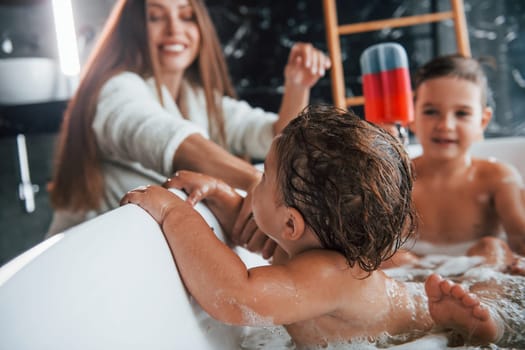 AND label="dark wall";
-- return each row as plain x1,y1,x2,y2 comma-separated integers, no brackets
206,0,525,136
1,0,524,134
